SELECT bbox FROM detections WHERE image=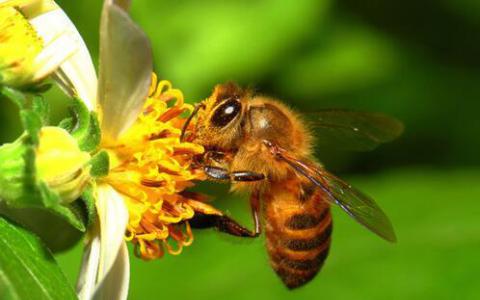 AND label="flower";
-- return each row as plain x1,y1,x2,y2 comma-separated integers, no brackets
49,1,223,299
0,0,96,95
104,73,209,259
78,72,226,299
